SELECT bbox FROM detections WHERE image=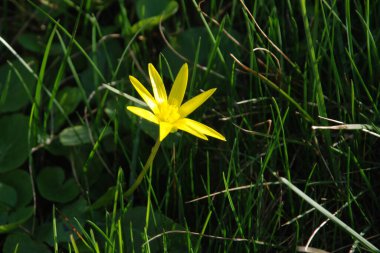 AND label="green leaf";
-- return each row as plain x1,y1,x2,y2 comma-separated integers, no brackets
0,61,36,113
129,1,178,35
53,86,83,131
0,114,29,172
37,166,80,203
0,206,34,233
17,33,61,55
0,183,17,210
161,27,242,77
136,0,171,19
59,125,112,146
90,186,116,209
59,125,92,146
3,233,51,253
0,187,33,233
0,170,33,209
